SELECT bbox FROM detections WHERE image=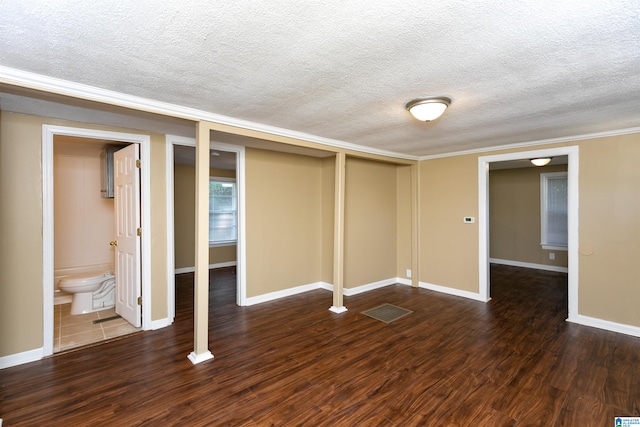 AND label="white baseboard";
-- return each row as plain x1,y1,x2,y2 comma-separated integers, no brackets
175,261,237,275
419,281,489,302
245,277,402,306
0,347,43,369
318,282,333,292
568,314,640,337
490,258,568,274
150,318,173,330
244,282,327,306
344,278,397,296
396,278,412,286
321,278,403,296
